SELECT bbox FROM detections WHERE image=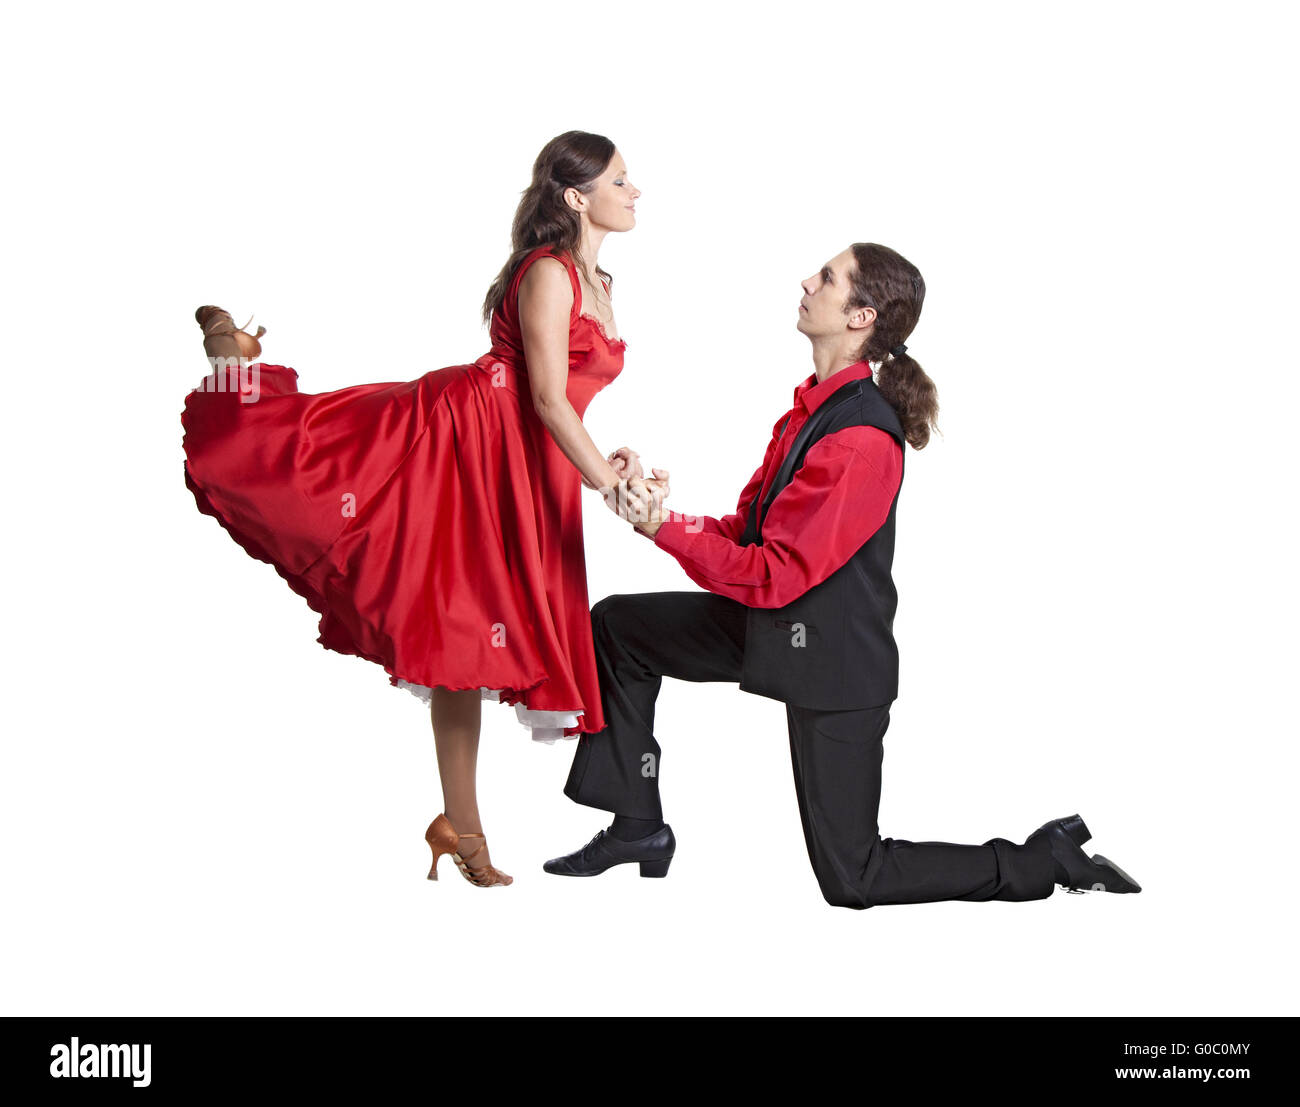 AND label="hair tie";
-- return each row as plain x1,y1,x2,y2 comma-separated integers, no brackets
890,343,908,358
